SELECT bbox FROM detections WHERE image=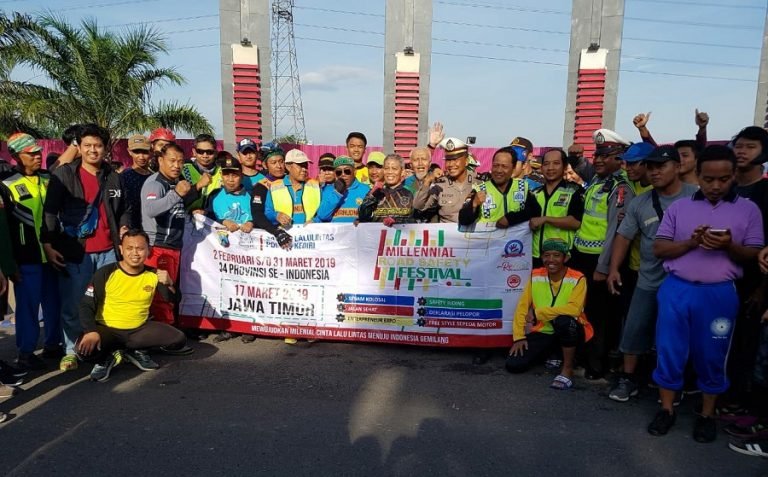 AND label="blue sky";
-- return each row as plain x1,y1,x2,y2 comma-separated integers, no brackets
3,0,765,147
